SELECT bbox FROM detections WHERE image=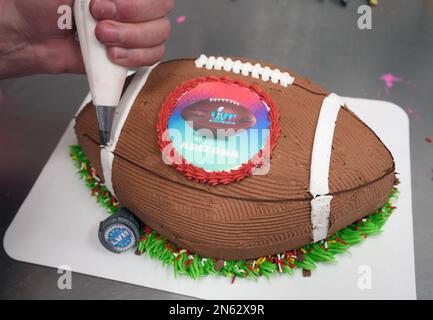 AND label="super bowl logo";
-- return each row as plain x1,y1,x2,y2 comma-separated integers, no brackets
181,98,256,135
103,224,135,252
209,106,238,125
